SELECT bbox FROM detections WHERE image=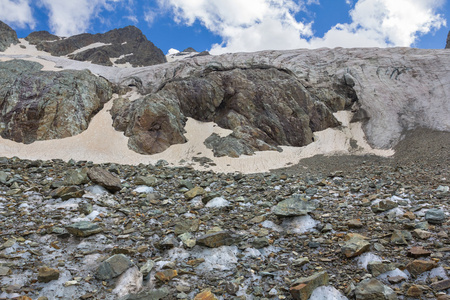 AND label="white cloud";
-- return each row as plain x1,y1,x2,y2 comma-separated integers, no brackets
38,0,123,36
0,0,36,29
161,0,446,53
